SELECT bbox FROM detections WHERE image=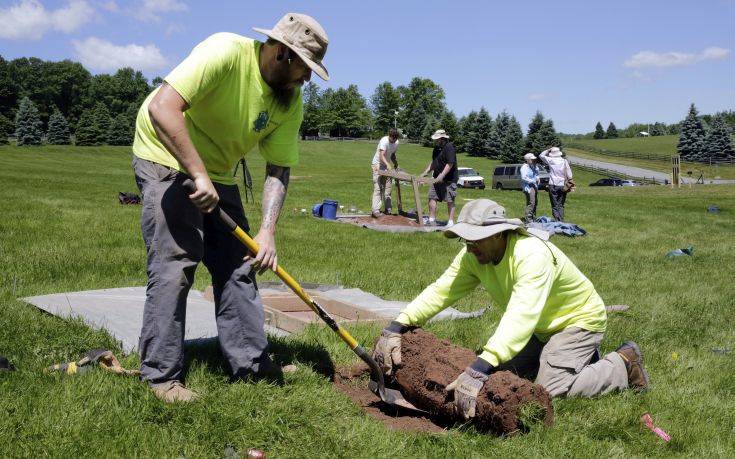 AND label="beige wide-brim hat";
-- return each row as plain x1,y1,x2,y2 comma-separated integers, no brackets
444,199,549,241
431,129,450,140
548,147,563,157
254,13,330,81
